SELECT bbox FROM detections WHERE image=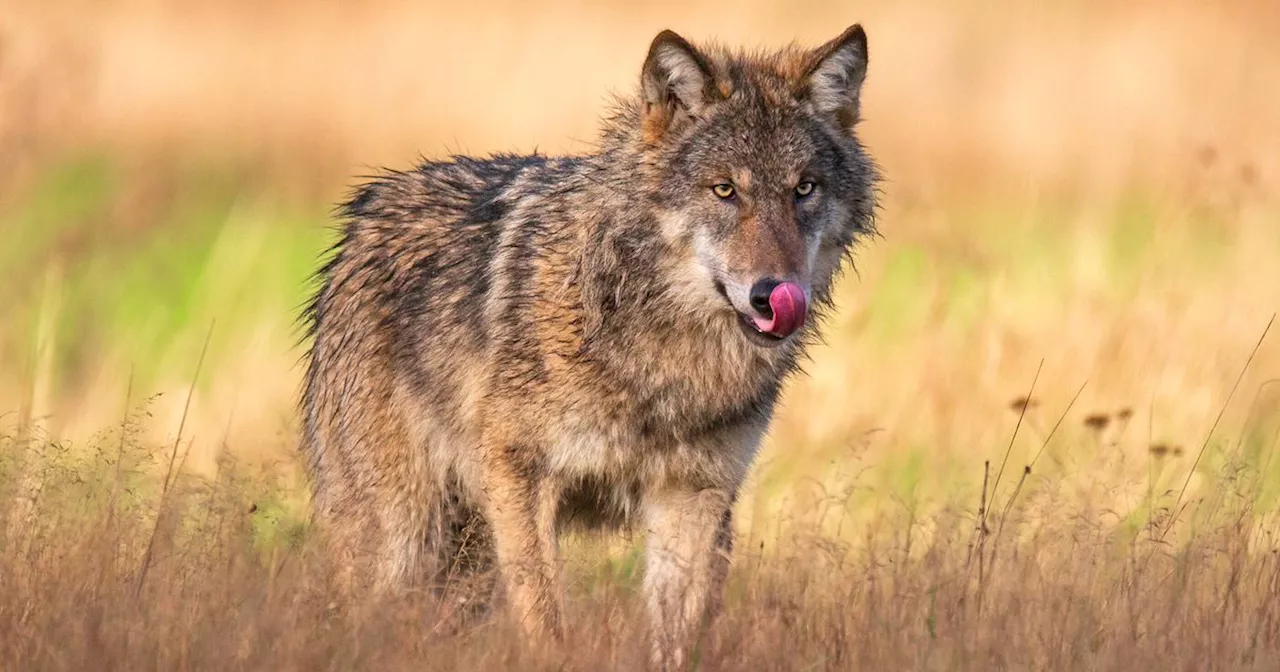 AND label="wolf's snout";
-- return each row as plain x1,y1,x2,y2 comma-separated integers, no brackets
748,278,780,316
747,279,807,338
